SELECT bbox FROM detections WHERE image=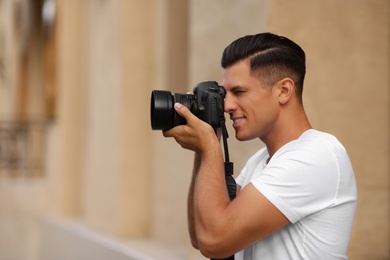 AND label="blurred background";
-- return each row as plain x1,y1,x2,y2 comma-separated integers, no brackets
0,0,388,259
